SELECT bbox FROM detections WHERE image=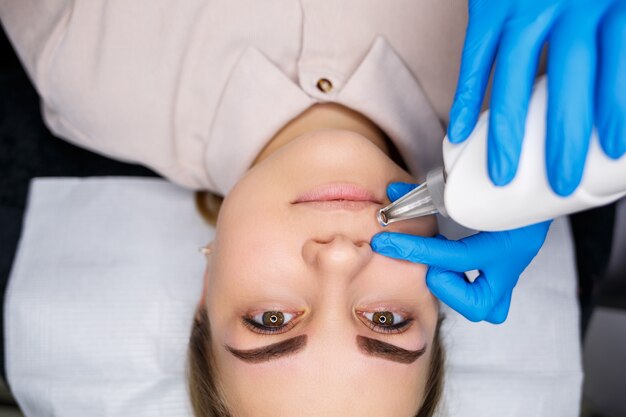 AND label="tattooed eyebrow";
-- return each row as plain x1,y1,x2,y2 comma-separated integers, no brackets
225,335,307,363
357,335,427,364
